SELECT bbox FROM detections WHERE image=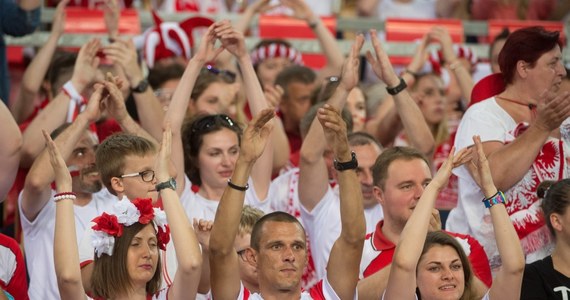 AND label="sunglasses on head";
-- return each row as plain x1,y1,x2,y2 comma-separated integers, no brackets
203,65,237,83
191,114,237,133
